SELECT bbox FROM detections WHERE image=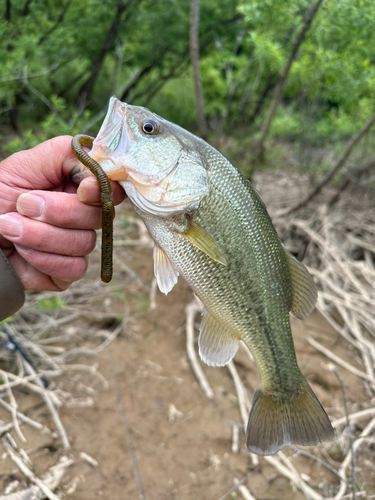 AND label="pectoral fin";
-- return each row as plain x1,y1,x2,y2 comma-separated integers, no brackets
153,244,179,295
181,221,227,266
285,250,318,320
198,309,239,366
